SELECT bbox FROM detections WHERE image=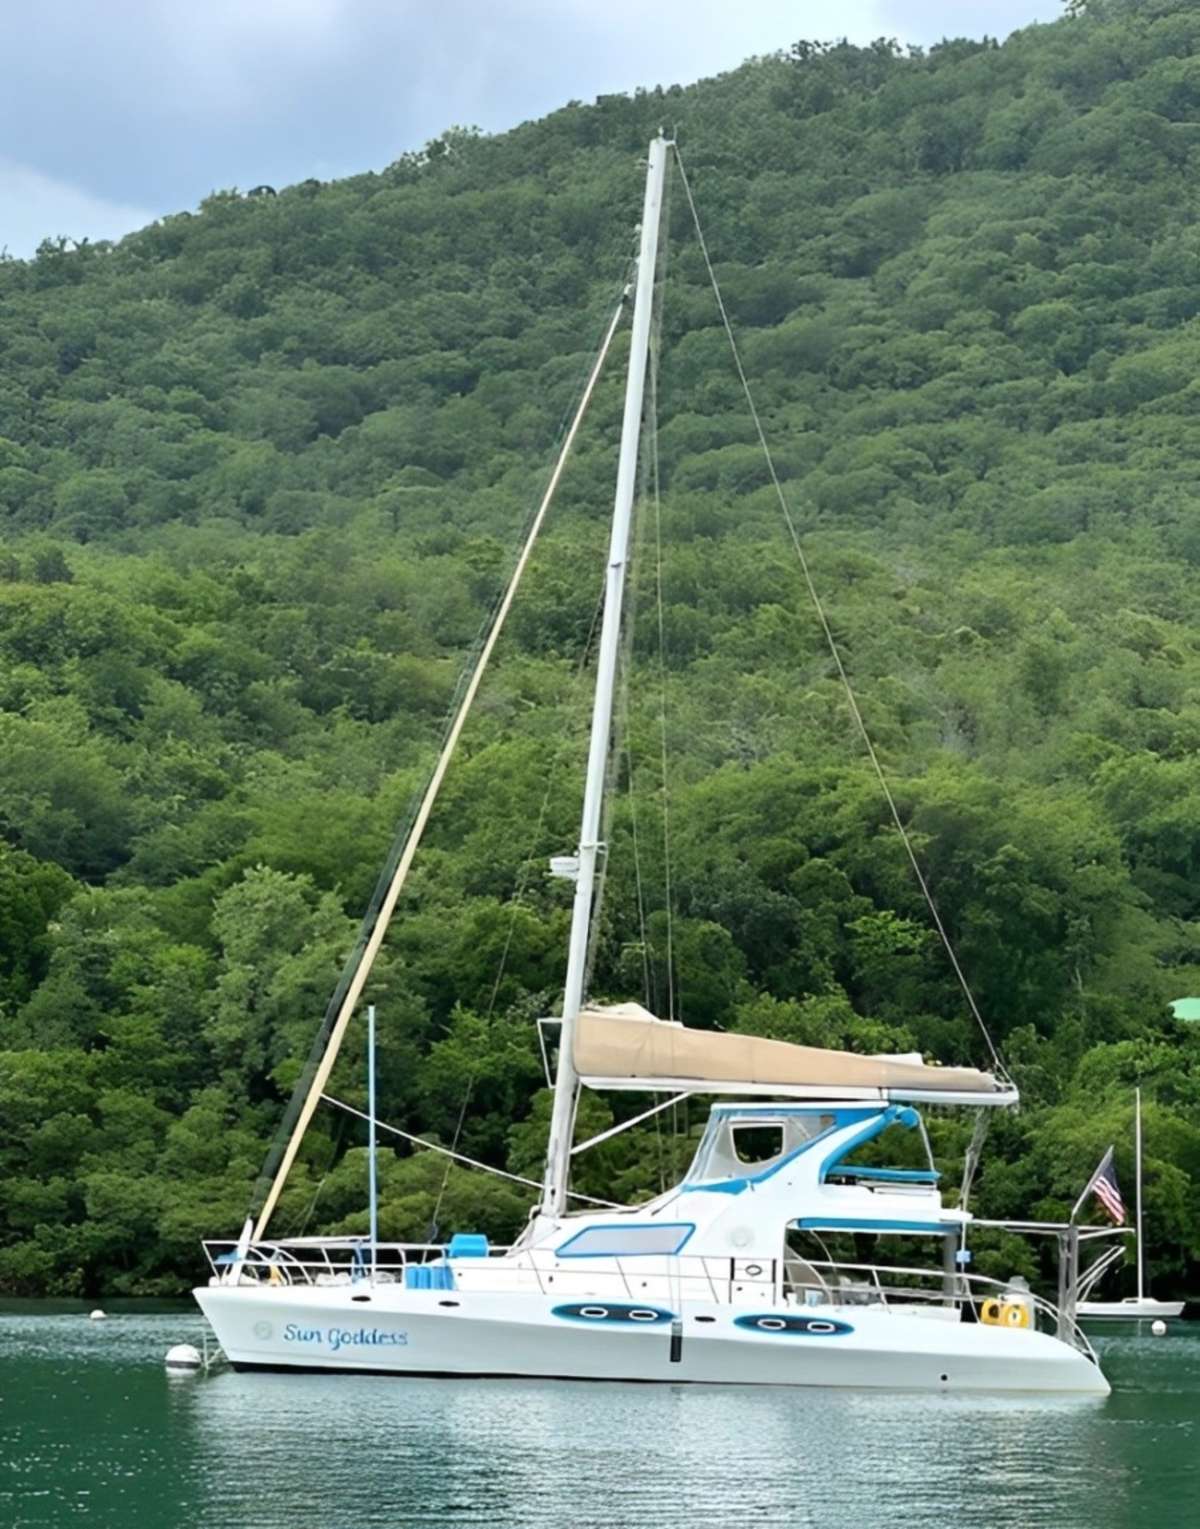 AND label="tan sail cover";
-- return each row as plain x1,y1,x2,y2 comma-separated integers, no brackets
572,1003,1004,1098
